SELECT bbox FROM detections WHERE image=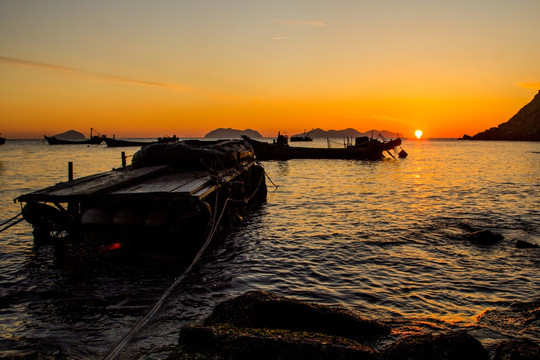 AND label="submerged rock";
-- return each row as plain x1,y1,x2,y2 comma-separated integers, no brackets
381,331,490,360
516,240,540,249
493,339,540,360
466,230,504,245
204,290,390,340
